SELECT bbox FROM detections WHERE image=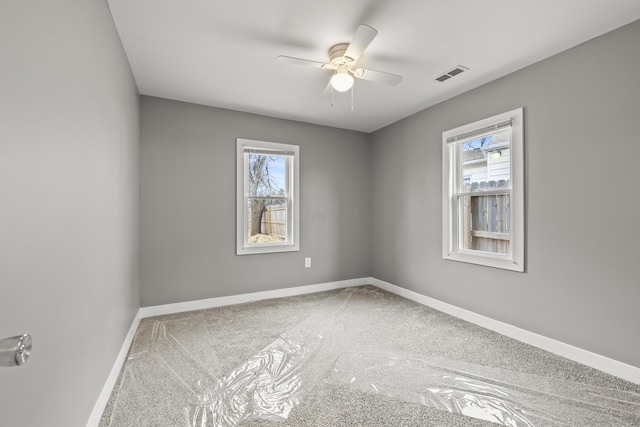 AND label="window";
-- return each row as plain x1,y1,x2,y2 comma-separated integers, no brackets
442,108,524,271
236,138,299,255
